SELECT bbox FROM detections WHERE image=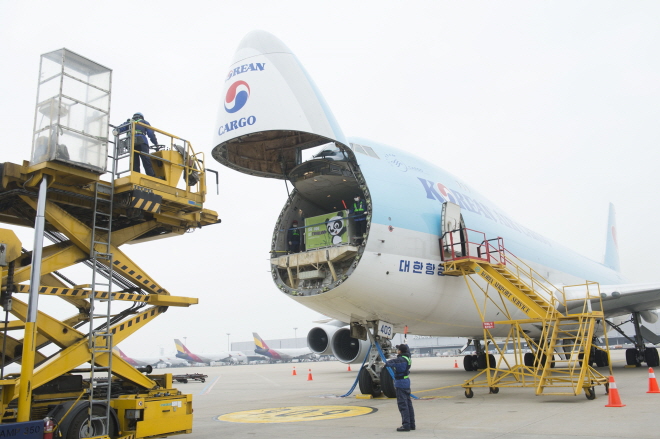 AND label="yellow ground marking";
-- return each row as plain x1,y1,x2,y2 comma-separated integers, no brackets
217,405,376,423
